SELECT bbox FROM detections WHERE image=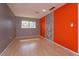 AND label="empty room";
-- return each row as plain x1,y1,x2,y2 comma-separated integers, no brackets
0,3,79,56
